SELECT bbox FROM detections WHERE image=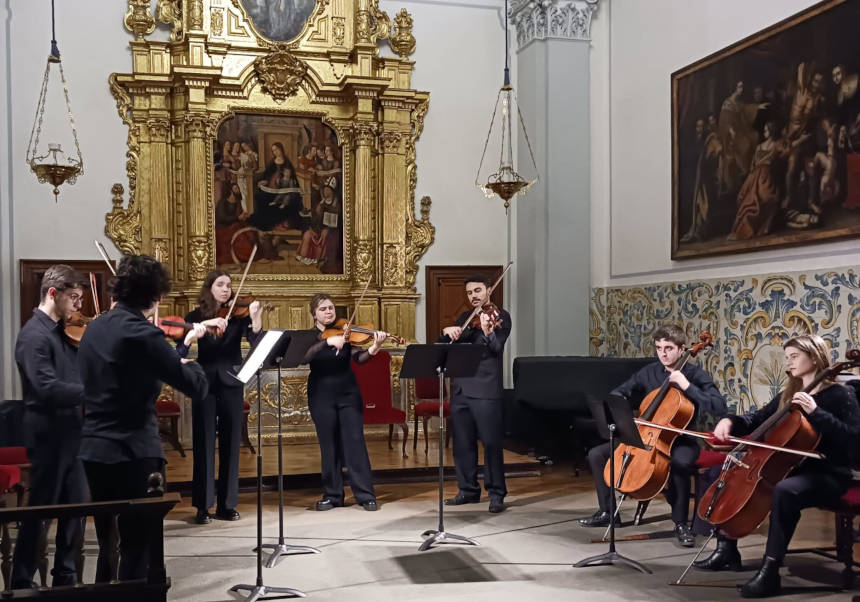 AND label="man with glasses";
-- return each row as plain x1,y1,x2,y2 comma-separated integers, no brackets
11,265,90,589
